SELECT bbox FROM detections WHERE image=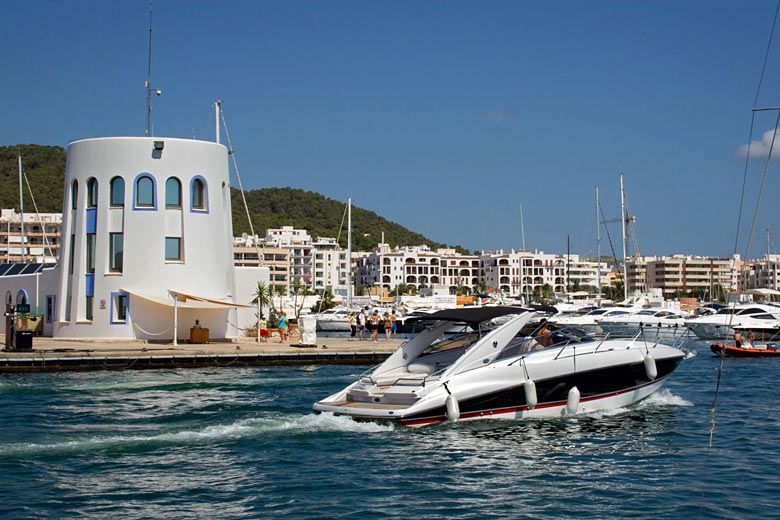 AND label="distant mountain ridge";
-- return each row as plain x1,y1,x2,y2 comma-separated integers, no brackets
0,144,467,253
